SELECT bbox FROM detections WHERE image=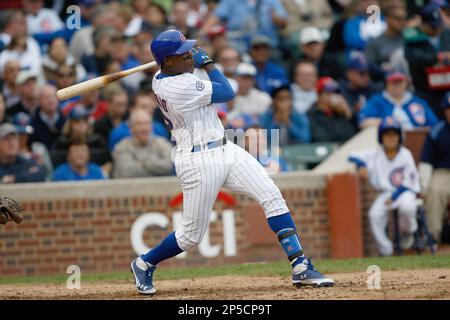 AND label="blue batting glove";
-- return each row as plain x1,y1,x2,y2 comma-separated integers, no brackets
191,47,214,68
